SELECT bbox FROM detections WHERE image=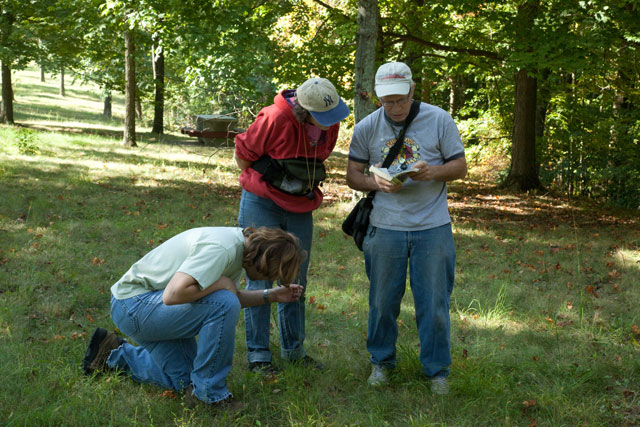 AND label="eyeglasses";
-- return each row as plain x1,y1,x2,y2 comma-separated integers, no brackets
380,94,412,108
